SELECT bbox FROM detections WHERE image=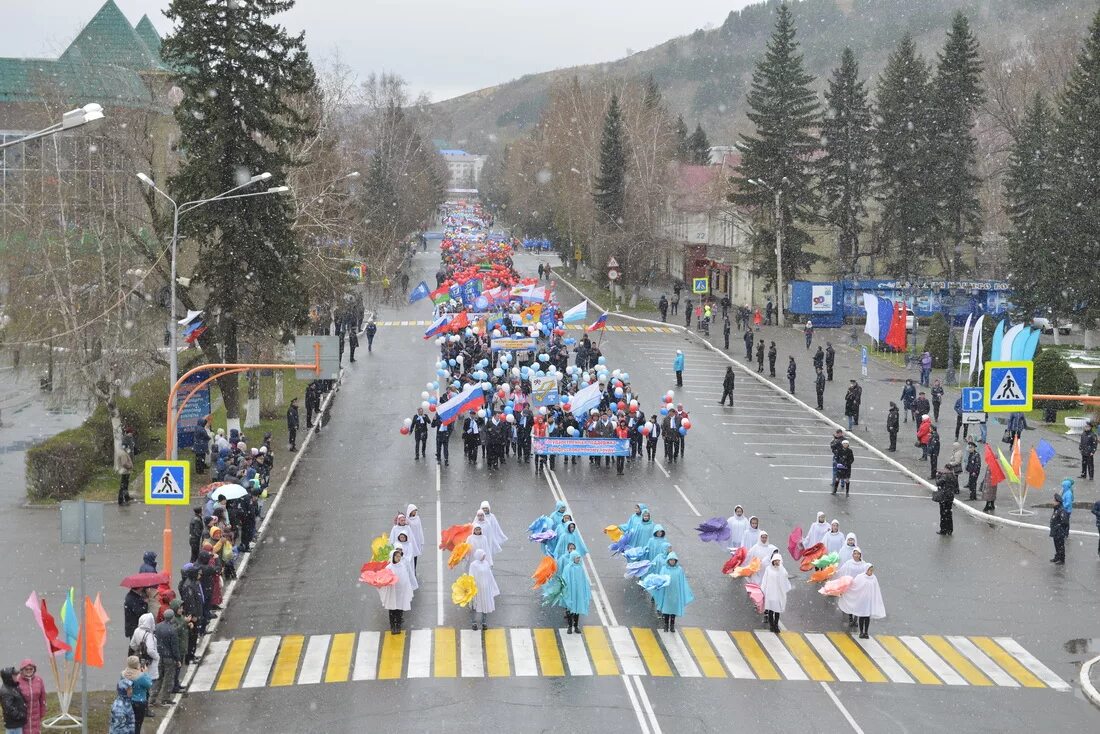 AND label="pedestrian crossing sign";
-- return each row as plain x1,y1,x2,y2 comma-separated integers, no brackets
145,460,190,506
692,277,709,294
983,360,1033,413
